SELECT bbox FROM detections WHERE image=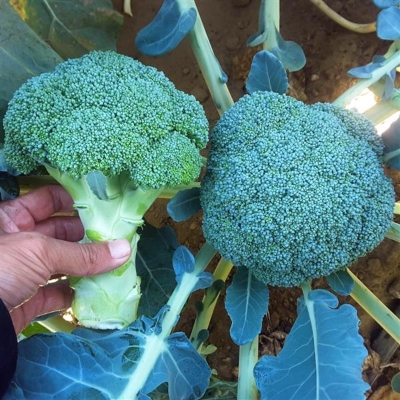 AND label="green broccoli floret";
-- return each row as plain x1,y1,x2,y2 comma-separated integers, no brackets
4,50,208,329
200,91,394,288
